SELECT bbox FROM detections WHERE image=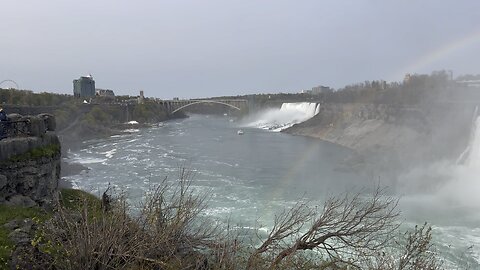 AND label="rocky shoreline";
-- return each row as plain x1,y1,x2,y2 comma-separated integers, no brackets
283,102,474,174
